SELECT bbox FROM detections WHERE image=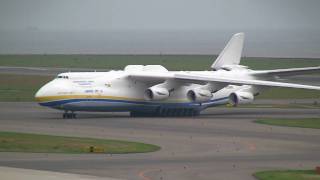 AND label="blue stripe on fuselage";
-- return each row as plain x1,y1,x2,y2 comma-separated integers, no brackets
39,97,229,109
